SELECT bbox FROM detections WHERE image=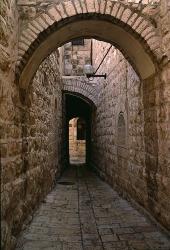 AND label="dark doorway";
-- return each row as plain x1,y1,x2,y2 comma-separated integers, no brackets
63,92,93,166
